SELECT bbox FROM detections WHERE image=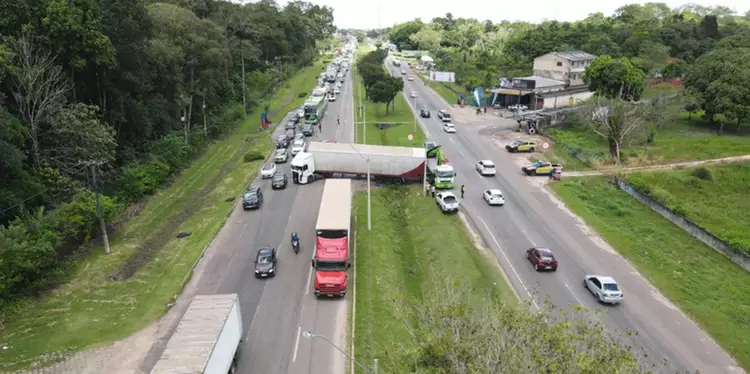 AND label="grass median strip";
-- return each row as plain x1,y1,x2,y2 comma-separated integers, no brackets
549,177,750,370
352,185,516,372
0,60,324,371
